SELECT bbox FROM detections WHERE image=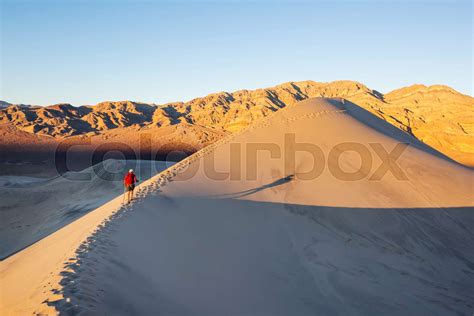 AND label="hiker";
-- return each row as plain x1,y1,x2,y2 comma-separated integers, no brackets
124,169,138,204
